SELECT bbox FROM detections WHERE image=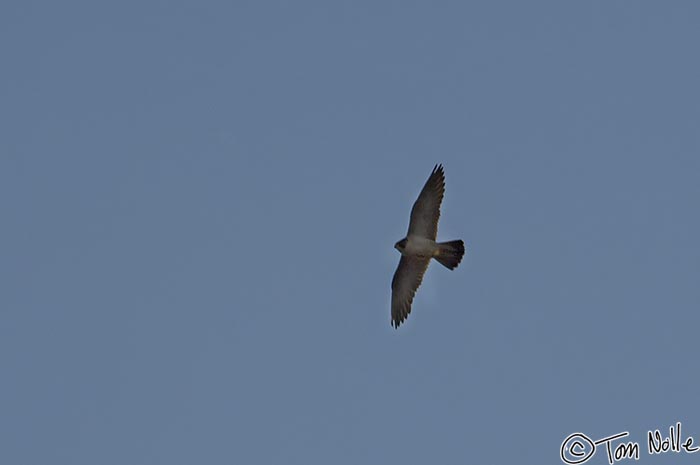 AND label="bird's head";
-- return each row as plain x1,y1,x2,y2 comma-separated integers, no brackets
394,238,407,252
